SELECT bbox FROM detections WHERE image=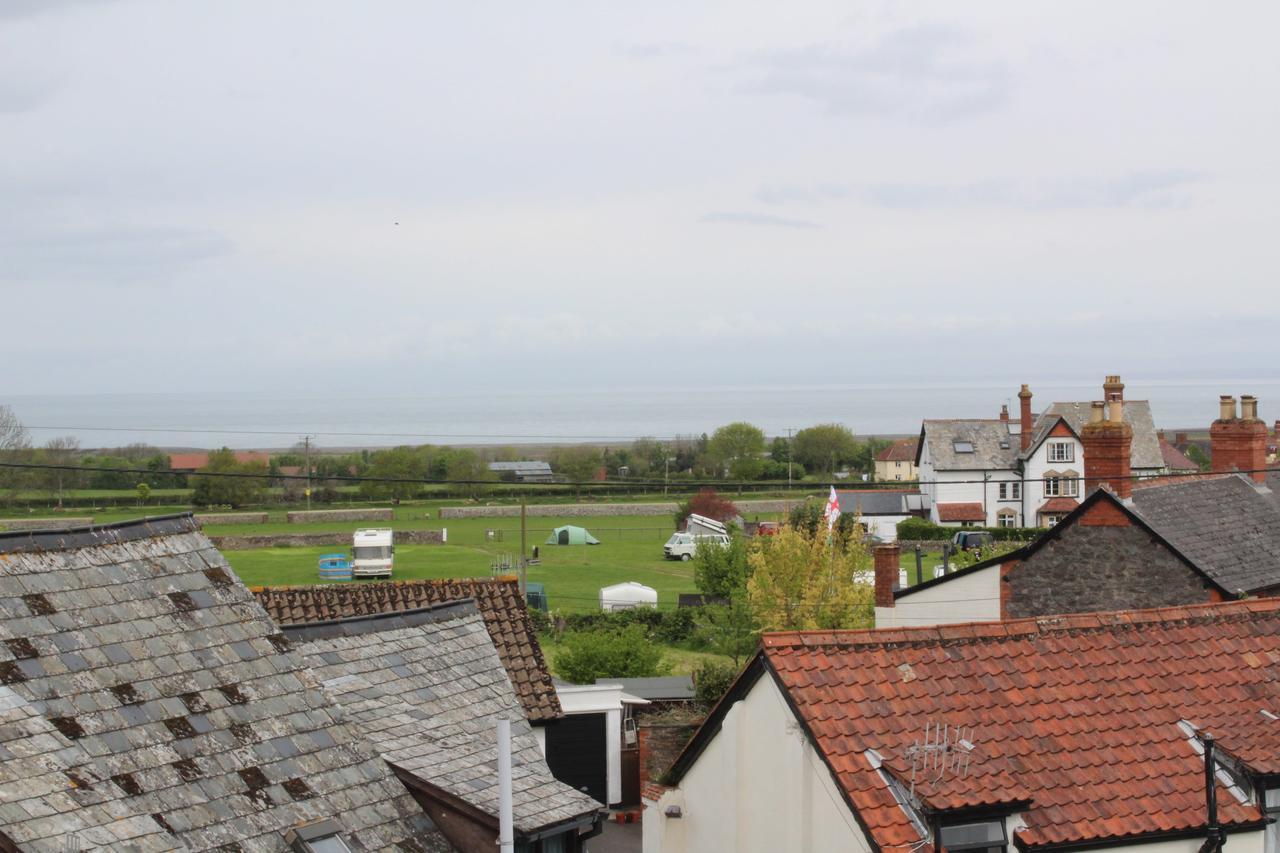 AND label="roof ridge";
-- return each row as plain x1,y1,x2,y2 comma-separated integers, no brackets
762,597,1280,649
0,513,198,553
279,598,480,641
257,575,515,592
